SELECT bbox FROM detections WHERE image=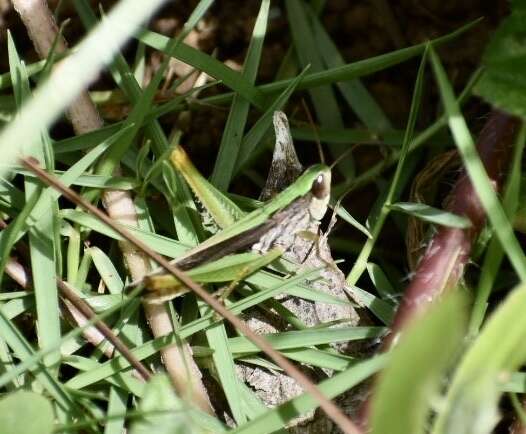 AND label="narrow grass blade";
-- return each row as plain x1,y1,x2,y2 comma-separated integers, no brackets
389,202,472,228
210,0,270,190
347,47,428,285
